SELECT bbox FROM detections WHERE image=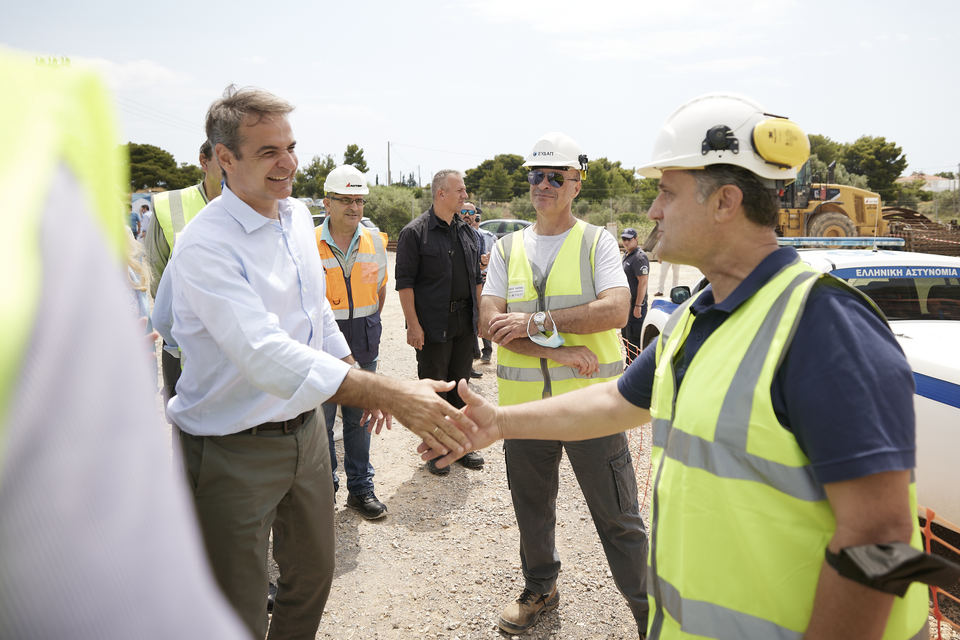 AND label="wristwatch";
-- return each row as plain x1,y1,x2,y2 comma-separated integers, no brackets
532,311,547,333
